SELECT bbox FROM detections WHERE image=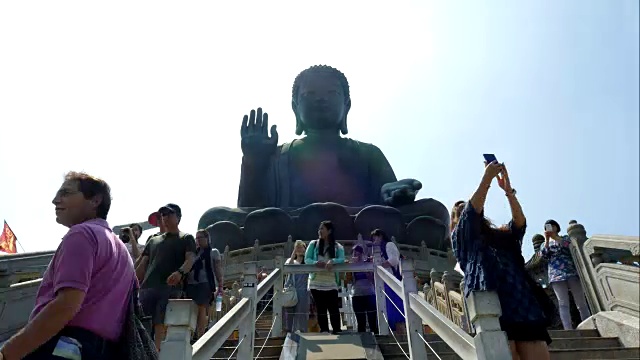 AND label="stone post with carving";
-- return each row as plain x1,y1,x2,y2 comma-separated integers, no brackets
466,291,511,360
373,243,389,335
272,256,284,336
568,222,602,314
159,300,198,360
237,261,258,359
252,240,260,262
285,235,293,260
